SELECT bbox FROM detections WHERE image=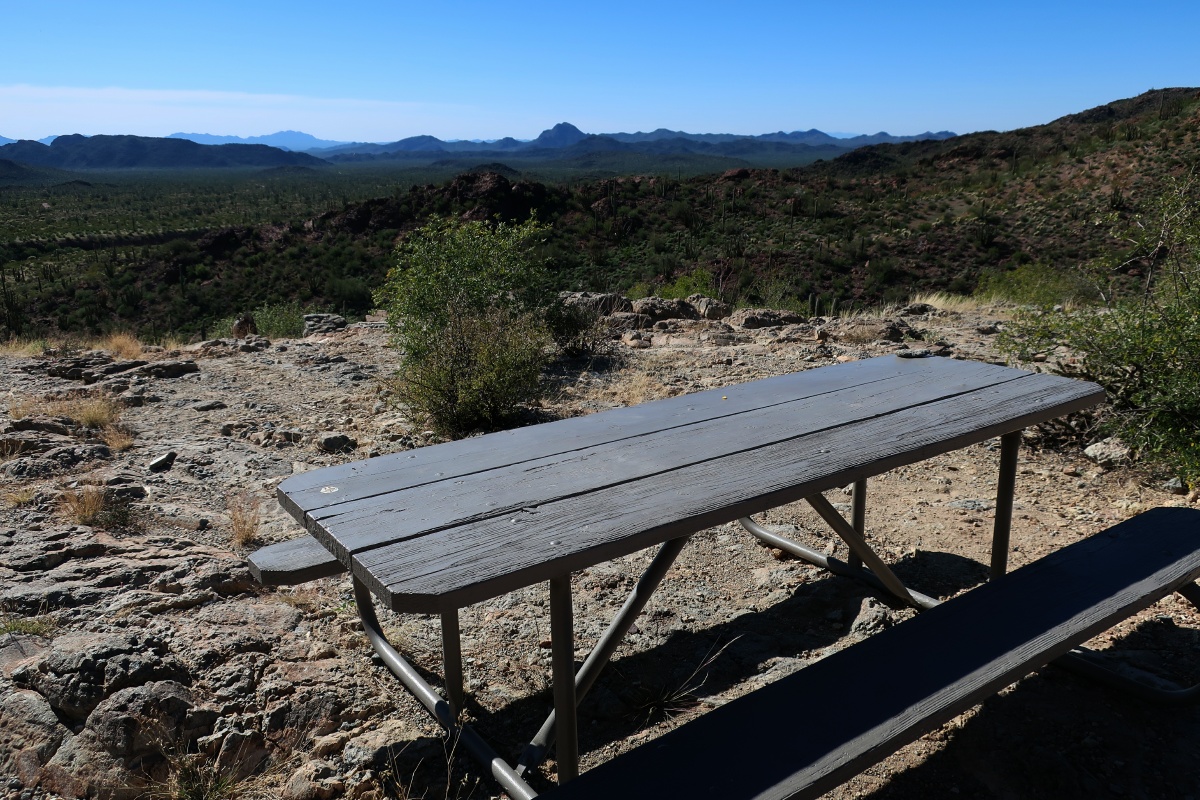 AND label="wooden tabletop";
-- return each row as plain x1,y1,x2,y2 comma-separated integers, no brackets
277,355,1104,613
